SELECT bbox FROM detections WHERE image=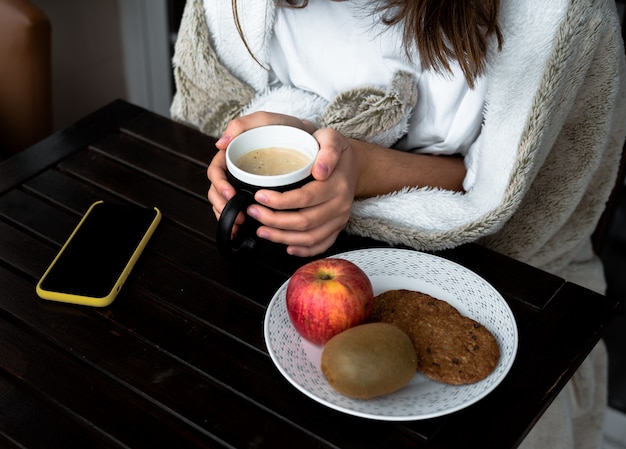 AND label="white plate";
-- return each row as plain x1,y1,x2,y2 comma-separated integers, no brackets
263,248,518,421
